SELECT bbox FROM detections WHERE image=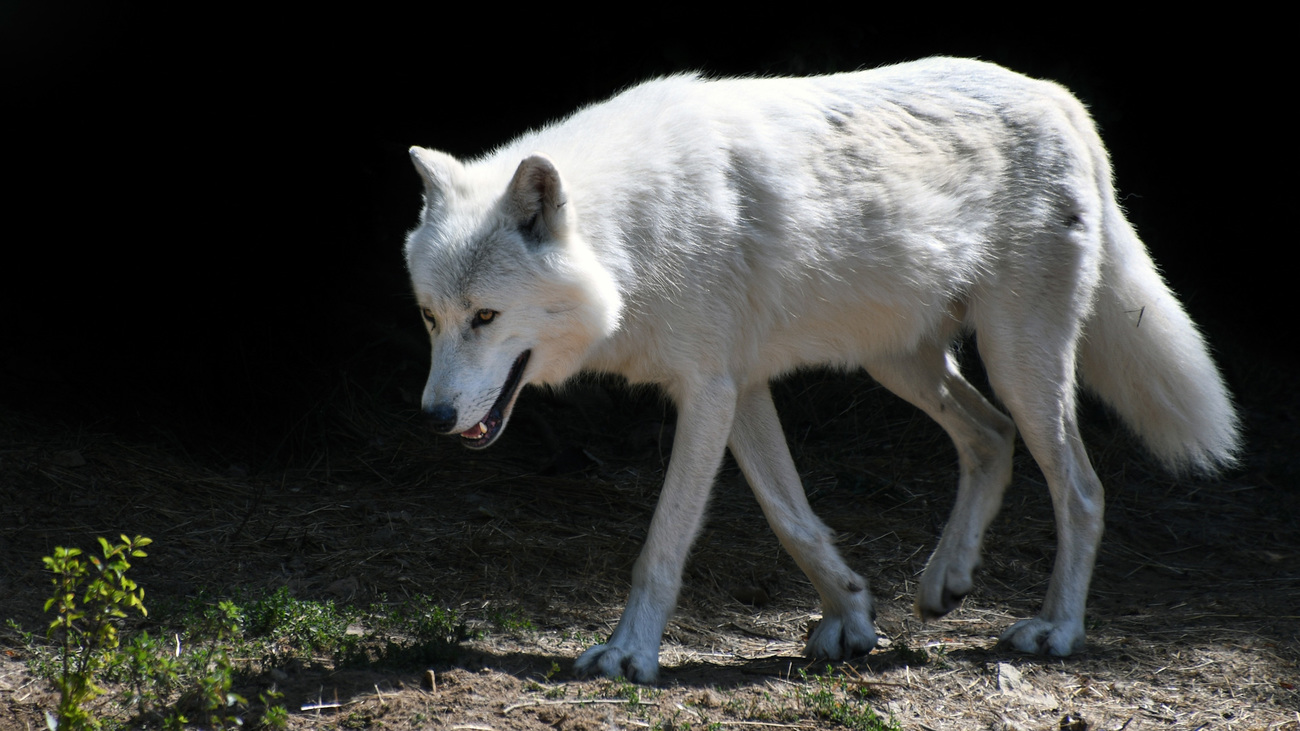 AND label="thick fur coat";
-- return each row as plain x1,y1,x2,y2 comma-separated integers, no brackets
403,57,1240,682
